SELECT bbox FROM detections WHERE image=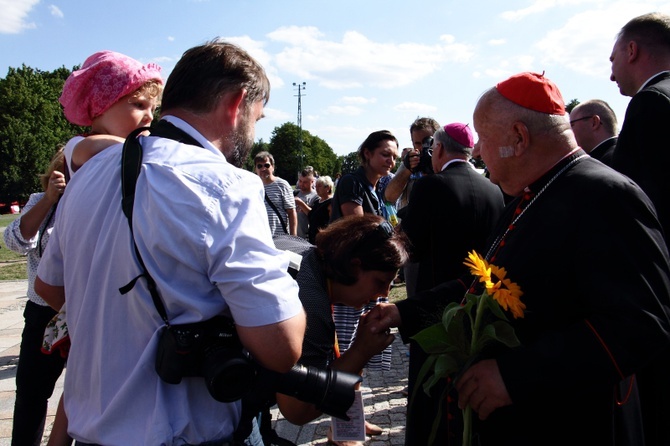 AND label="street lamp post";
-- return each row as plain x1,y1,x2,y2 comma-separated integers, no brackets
293,81,306,171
